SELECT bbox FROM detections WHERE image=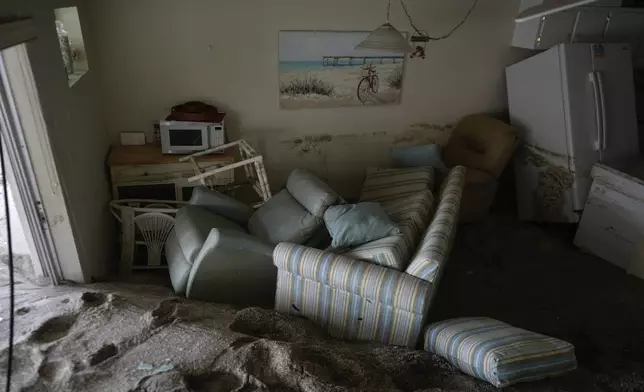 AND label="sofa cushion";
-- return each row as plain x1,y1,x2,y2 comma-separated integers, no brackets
405,166,466,283
360,167,434,203
340,189,434,270
341,234,410,271
380,190,435,240
424,317,577,388
174,205,245,264
286,168,340,218
324,202,400,249
188,186,254,225
340,184,435,271
249,189,321,245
